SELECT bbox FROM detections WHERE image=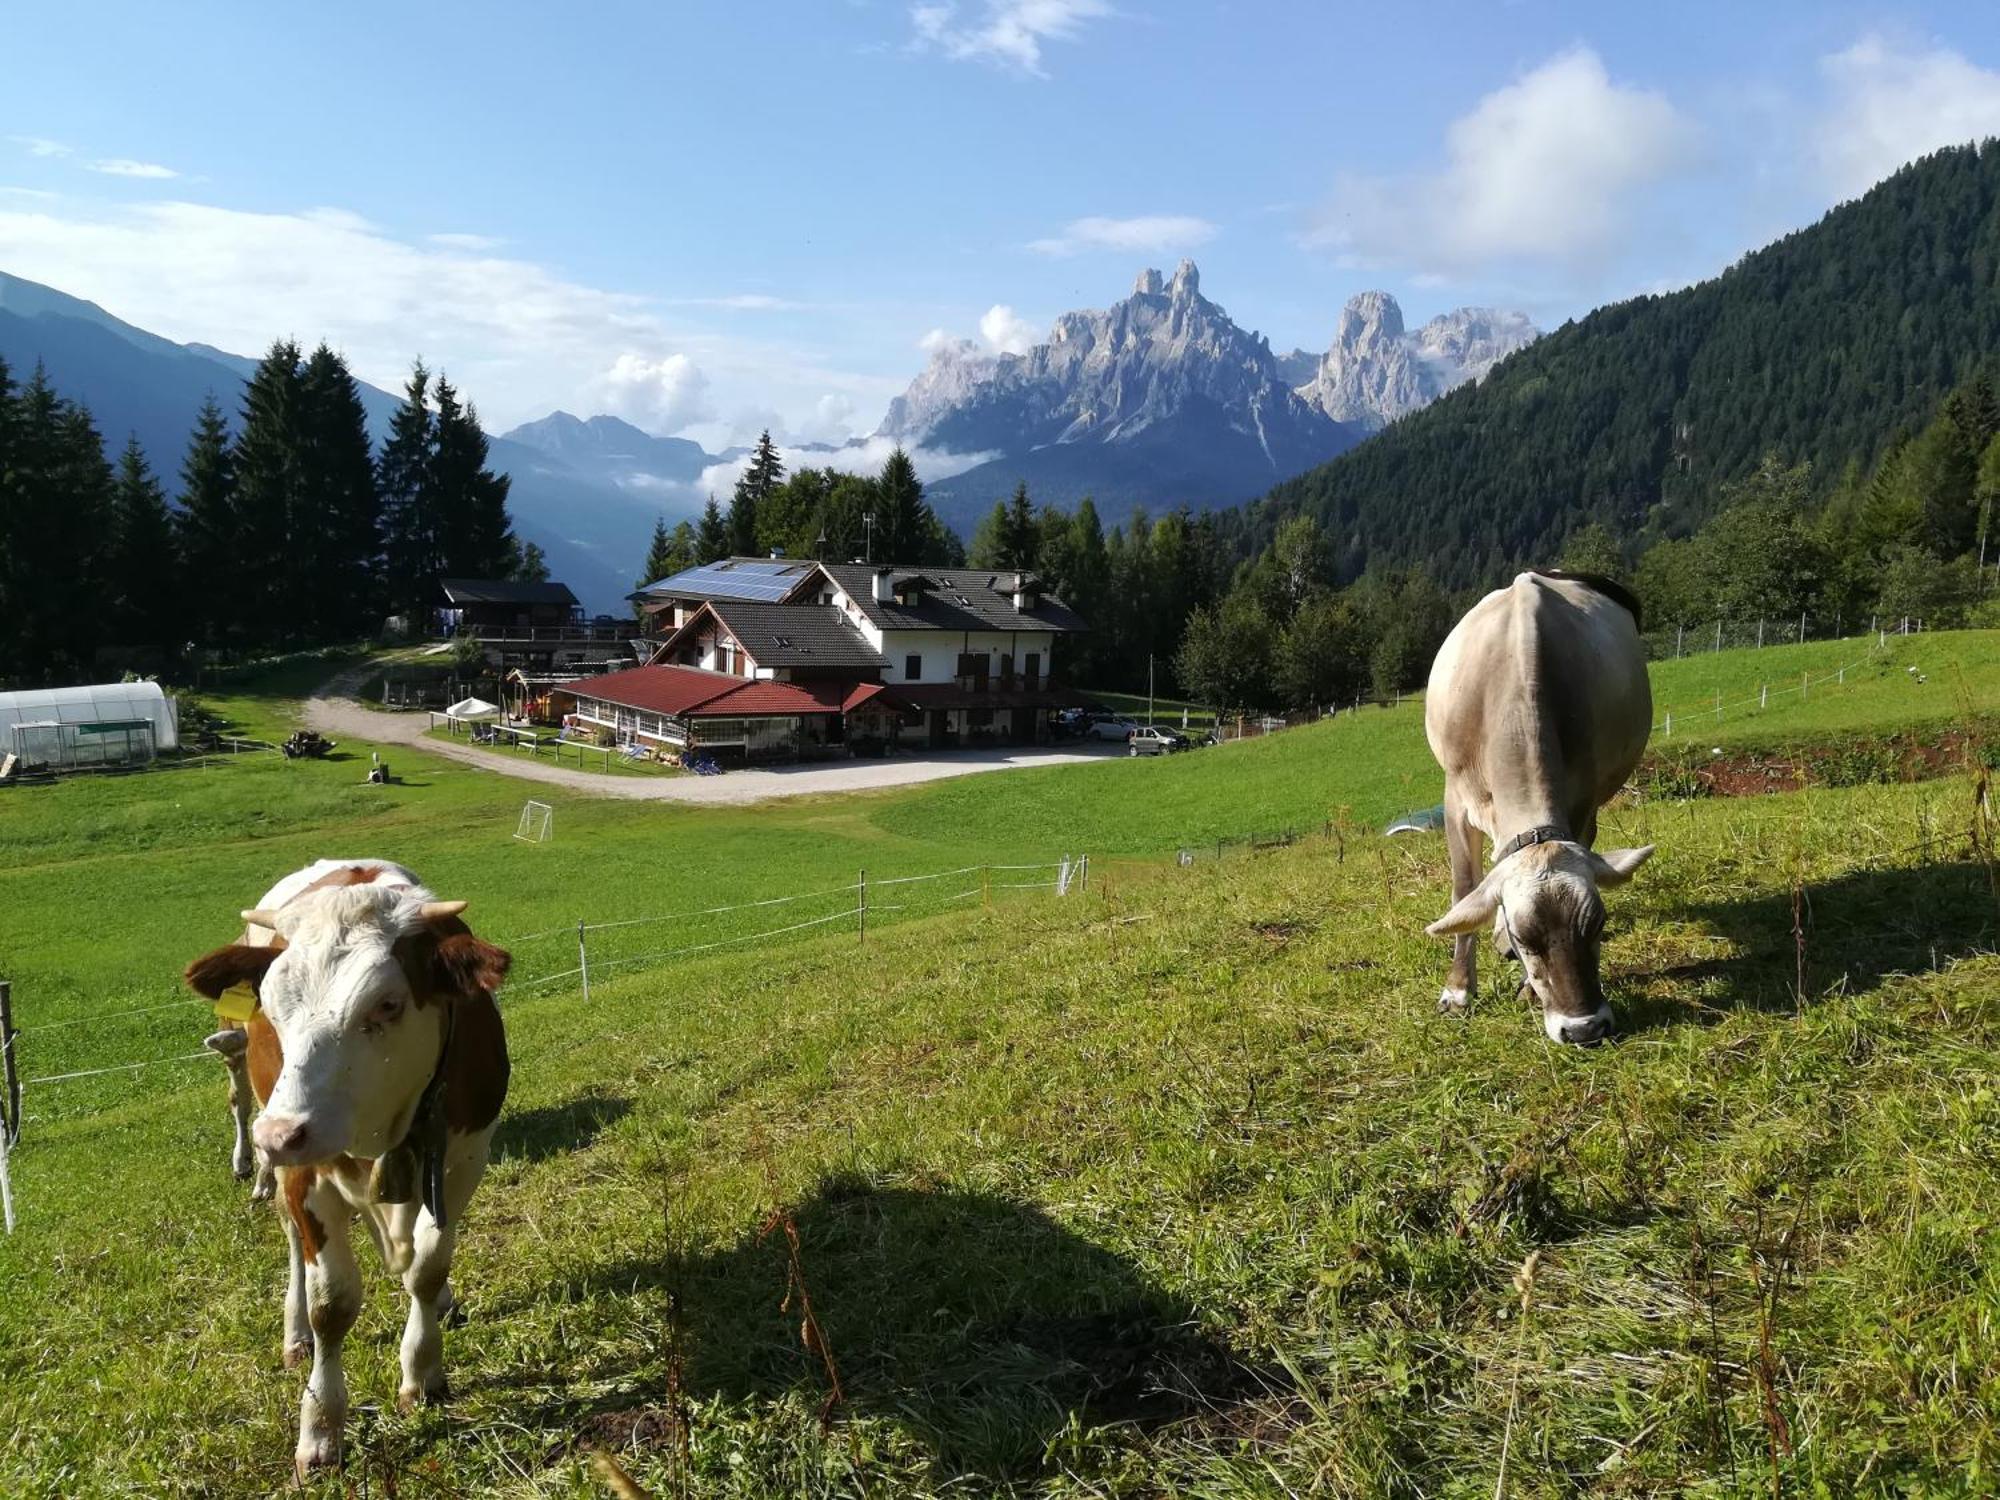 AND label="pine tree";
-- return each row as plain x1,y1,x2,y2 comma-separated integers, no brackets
641,515,677,590
875,446,928,562
2,369,116,680
695,496,729,563
1001,482,1038,571
509,539,550,582
430,376,515,578
231,340,305,646
297,344,381,639
108,436,178,653
177,395,239,644
378,362,436,628
730,430,784,556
